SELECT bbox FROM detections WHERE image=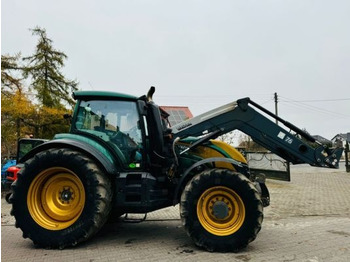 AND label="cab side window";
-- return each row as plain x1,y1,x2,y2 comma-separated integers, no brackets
74,100,143,169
